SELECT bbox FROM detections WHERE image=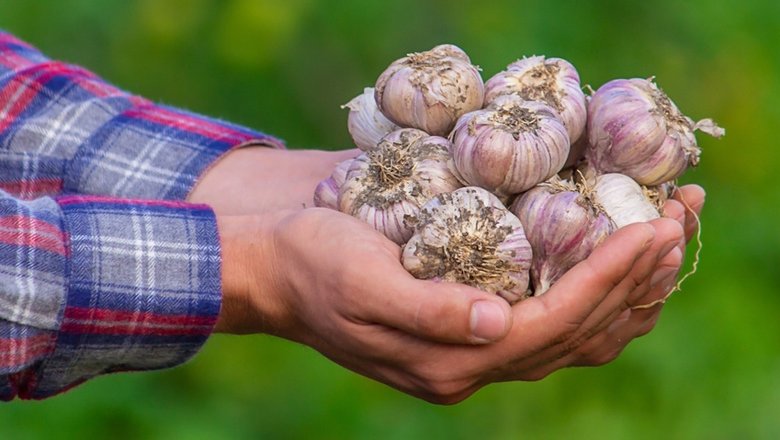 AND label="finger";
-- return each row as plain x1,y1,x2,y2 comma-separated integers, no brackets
568,218,684,337
672,184,705,243
574,244,684,365
354,260,513,345
663,199,686,225
492,223,655,361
